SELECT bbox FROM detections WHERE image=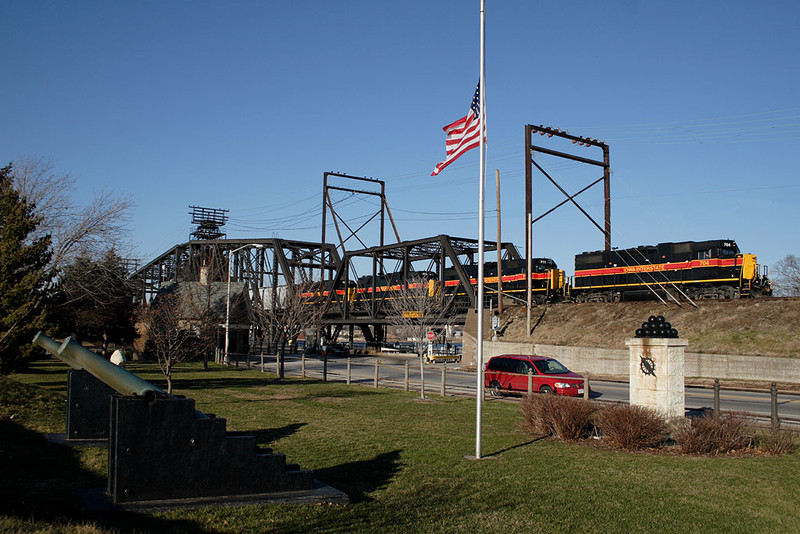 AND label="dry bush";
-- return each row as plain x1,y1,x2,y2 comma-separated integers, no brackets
548,396,596,441
756,430,798,455
596,404,669,450
671,412,755,455
520,393,595,441
520,393,552,436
